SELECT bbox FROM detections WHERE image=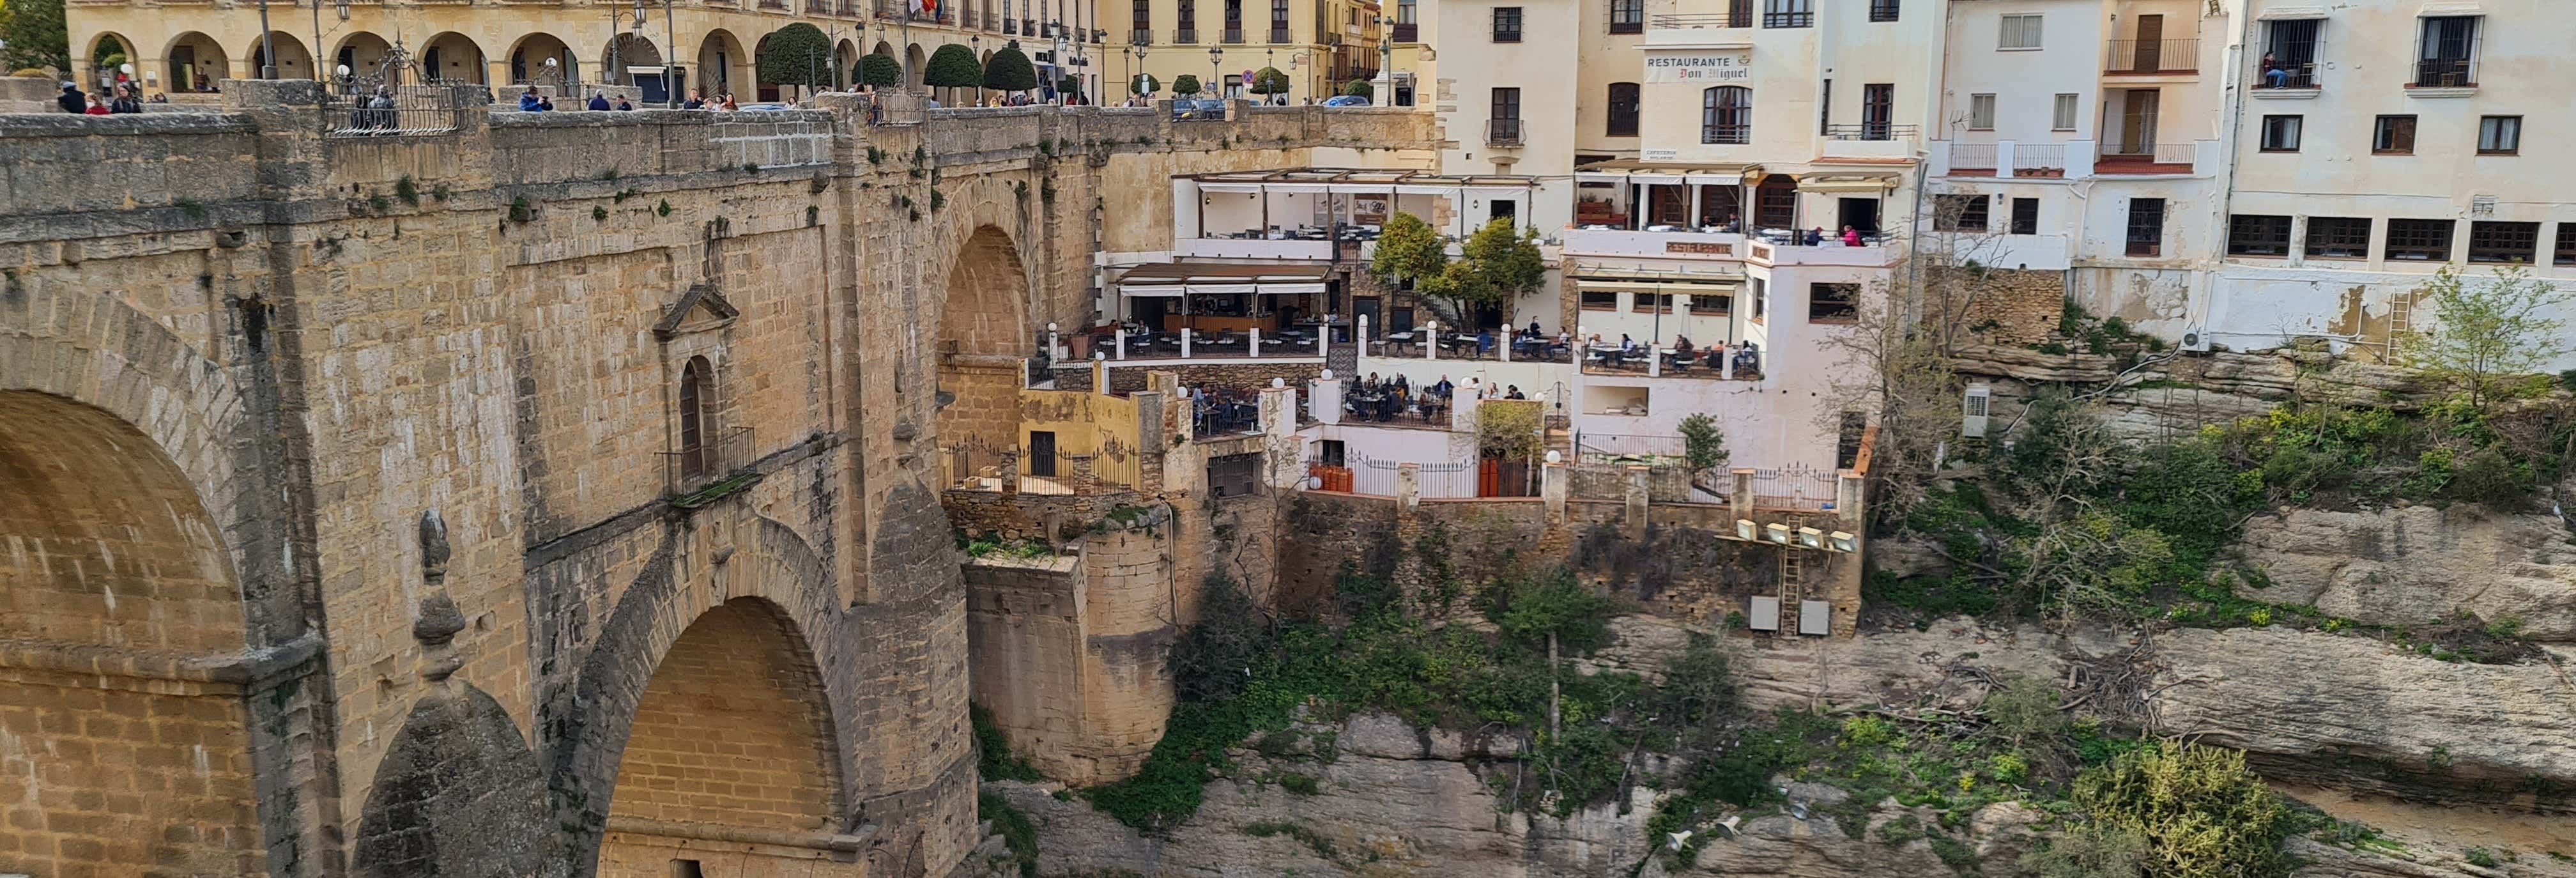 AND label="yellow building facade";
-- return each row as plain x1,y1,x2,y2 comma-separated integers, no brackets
67,0,1110,104
1112,0,1379,104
